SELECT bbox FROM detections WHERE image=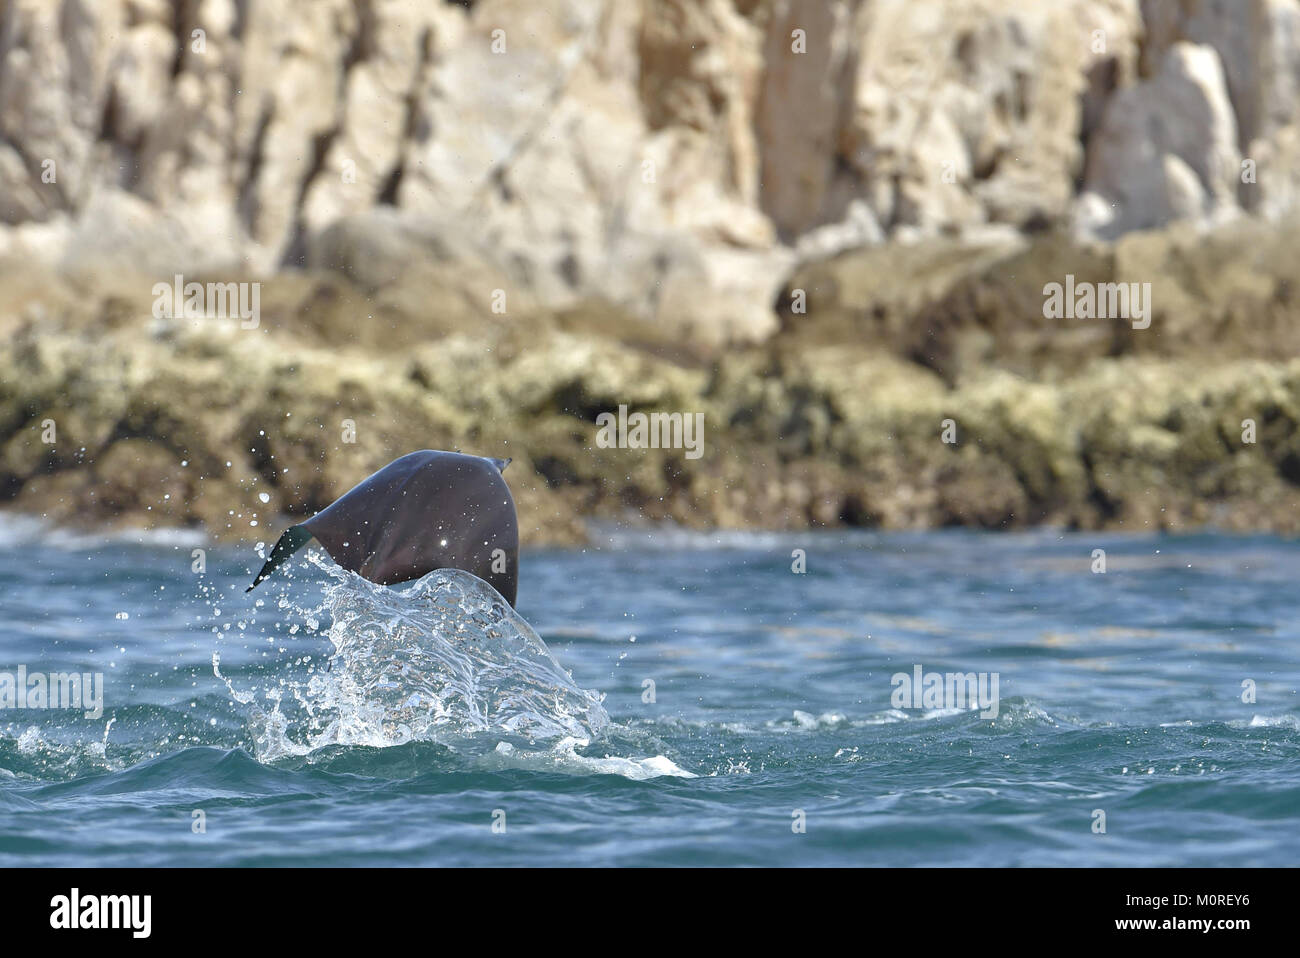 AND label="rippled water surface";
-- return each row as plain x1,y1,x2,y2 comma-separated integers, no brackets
1,518,1298,866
